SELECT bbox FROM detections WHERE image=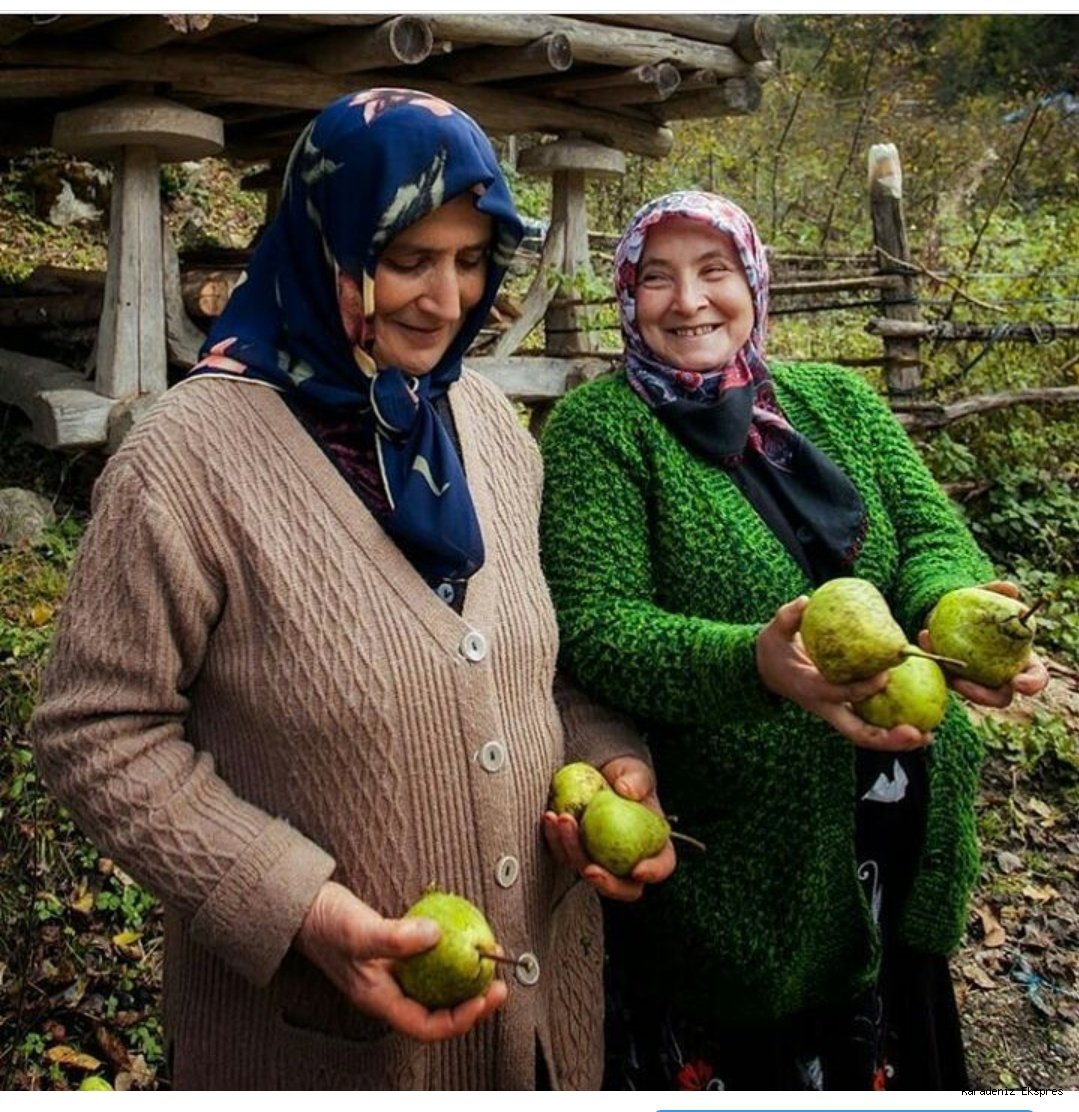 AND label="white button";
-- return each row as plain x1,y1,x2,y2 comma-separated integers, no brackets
437,582,456,603
515,951,540,986
479,741,506,772
460,630,487,662
495,855,520,888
